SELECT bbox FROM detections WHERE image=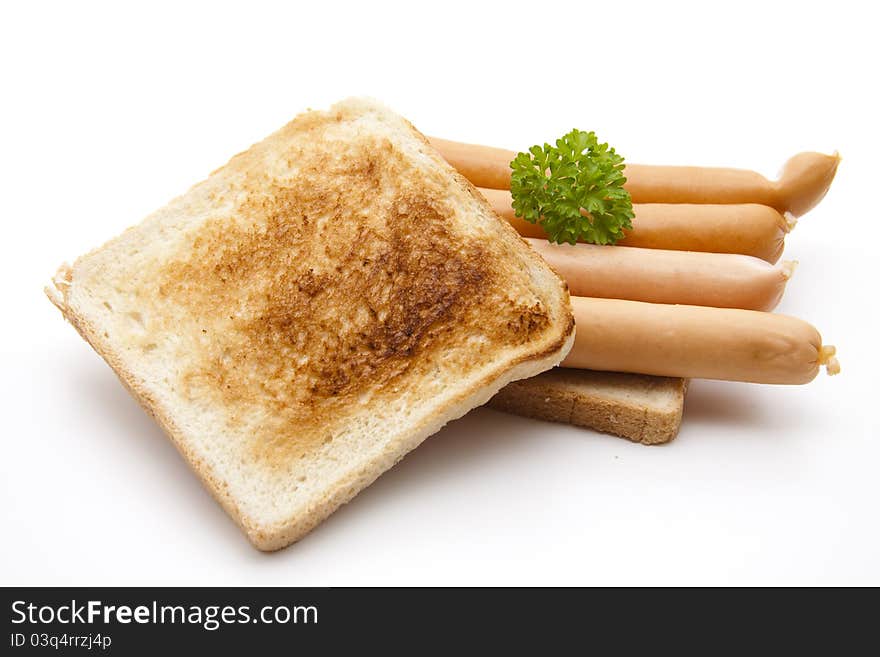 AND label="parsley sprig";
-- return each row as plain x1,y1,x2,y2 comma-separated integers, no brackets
509,129,634,245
